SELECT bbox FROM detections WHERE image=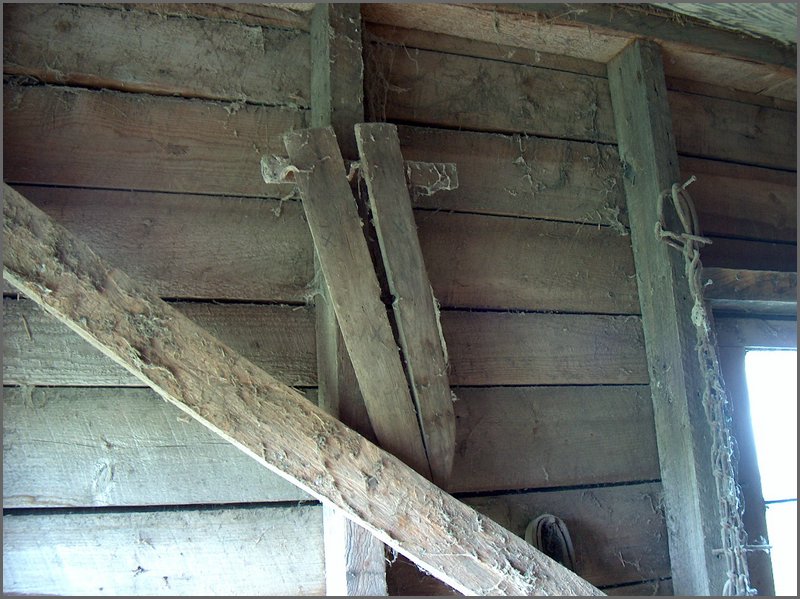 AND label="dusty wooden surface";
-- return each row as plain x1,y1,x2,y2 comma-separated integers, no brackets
356,123,456,486
448,385,659,493
361,3,796,101
324,504,388,596
4,297,650,388
365,43,615,143
3,184,603,596
389,482,671,592
608,39,728,595
3,85,302,198
701,236,797,273
417,211,638,314
3,505,325,595
713,316,797,348
2,386,313,507
3,3,310,106
680,157,797,243
668,91,796,170
703,267,797,316
284,128,432,480
396,126,626,226
3,298,317,387
9,185,313,301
